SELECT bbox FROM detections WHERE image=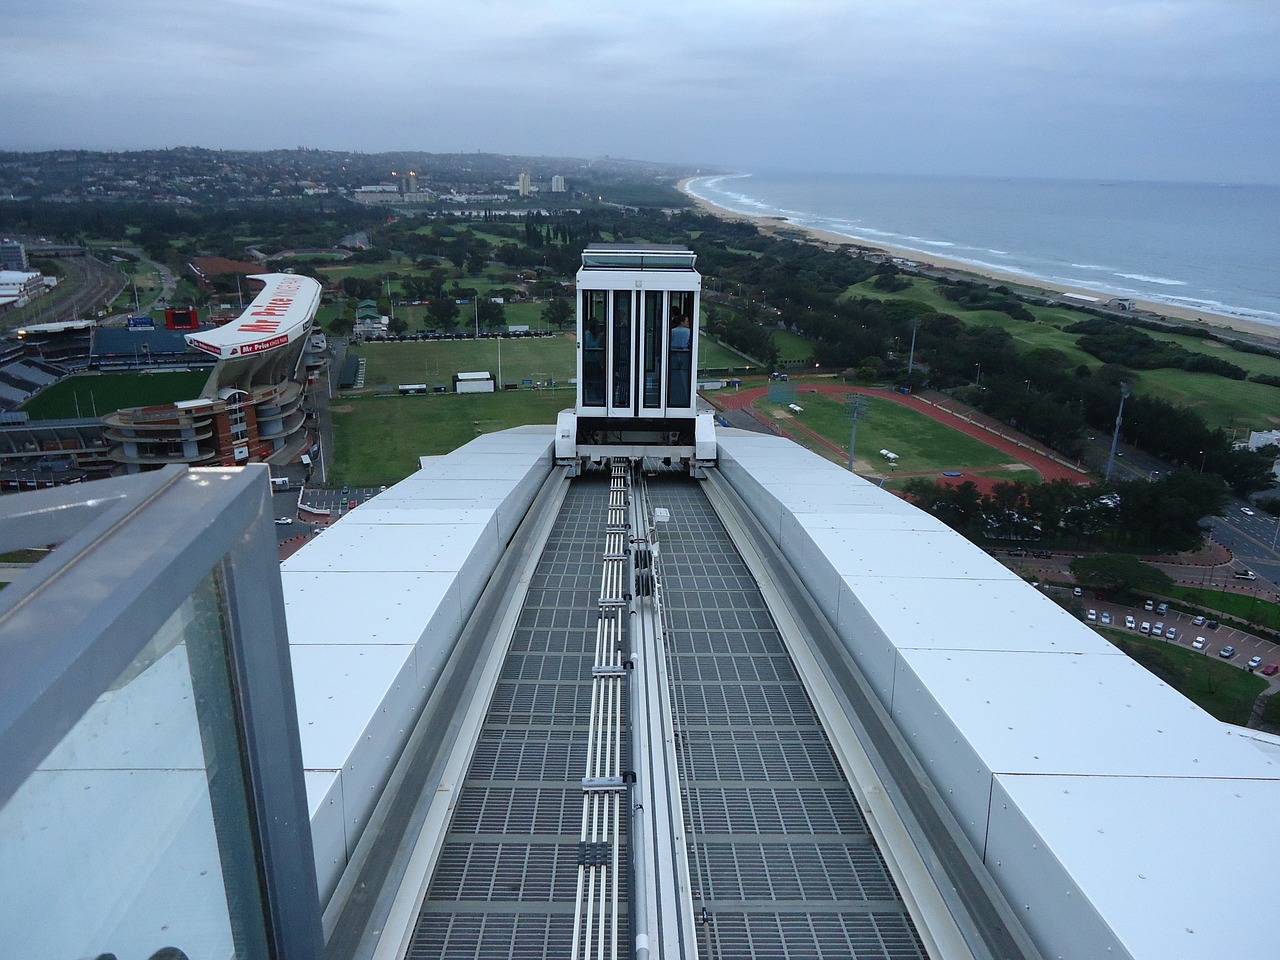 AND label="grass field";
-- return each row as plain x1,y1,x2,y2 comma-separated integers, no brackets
355,337,577,388
847,277,1280,430
1101,628,1267,725
329,389,571,486
1168,584,1280,634
699,336,754,370
22,371,211,420
753,392,1020,474
355,333,750,390
773,329,815,363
